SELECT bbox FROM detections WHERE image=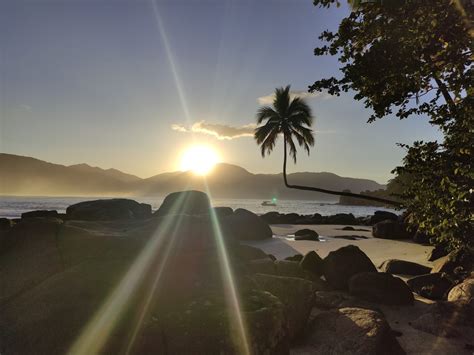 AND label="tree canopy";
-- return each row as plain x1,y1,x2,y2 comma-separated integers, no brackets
311,0,473,249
